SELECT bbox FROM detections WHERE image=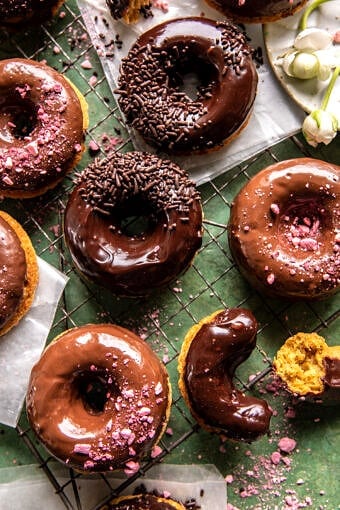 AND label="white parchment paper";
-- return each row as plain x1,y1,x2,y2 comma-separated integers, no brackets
0,463,227,509
77,0,305,184
0,258,68,428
